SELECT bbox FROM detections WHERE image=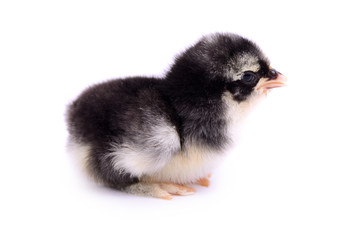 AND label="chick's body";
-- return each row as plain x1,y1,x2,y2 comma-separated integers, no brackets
67,33,286,199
